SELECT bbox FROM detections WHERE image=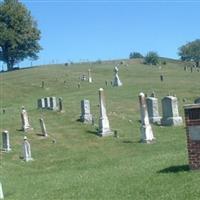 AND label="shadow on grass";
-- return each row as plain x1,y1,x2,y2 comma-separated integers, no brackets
86,130,97,135
123,140,134,144
158,165,190,173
